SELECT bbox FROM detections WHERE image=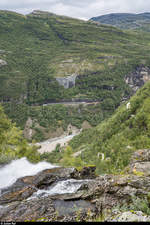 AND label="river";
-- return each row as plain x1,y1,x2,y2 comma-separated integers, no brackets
0,132,82,198
0,157,90,198
36,132,80,154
